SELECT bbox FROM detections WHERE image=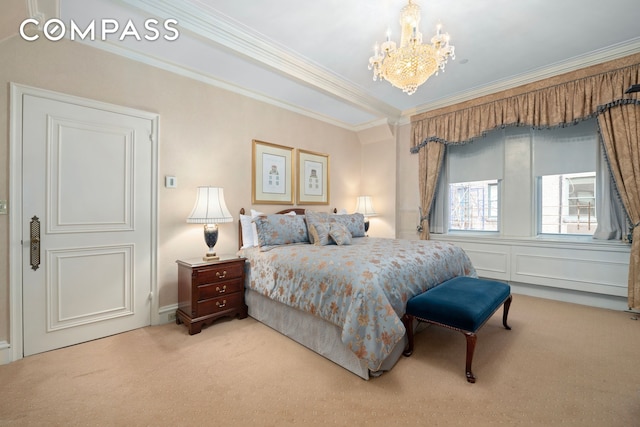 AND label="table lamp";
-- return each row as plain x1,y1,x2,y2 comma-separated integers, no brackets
187,186,233,261
355,195,377,233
